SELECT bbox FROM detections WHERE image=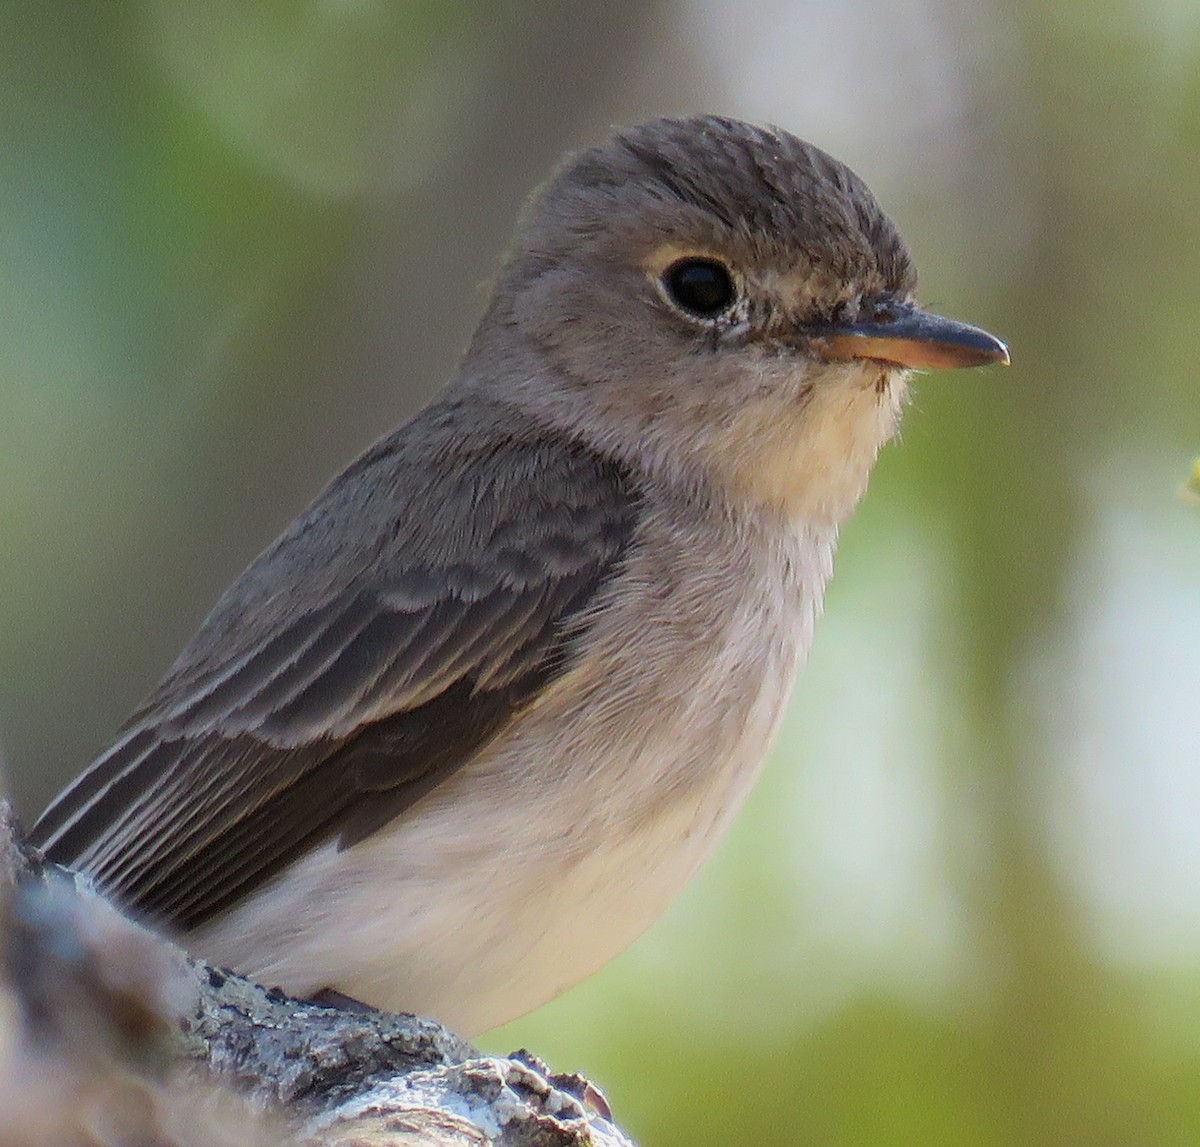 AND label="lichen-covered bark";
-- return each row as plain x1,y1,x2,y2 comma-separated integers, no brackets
0,801,633,1147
